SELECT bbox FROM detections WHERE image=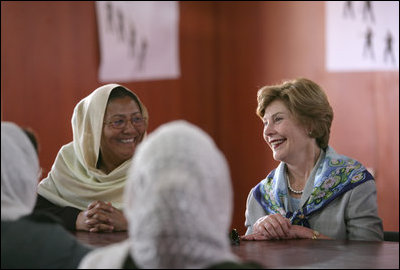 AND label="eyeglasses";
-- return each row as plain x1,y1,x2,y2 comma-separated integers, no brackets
104,116,146,129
